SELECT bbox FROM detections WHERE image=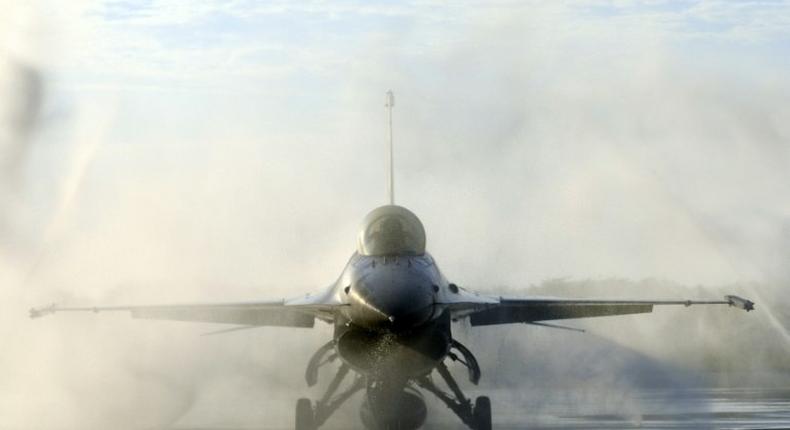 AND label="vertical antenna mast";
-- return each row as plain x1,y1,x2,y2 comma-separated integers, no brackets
385,90,395,205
